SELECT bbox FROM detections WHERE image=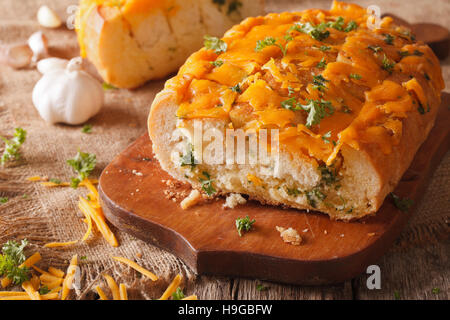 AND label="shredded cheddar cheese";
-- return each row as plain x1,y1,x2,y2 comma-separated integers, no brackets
119,283,128,300
103,274,120,300
112,256,158,281
61,255,78,300
96,285,108,300
159,274,182,300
